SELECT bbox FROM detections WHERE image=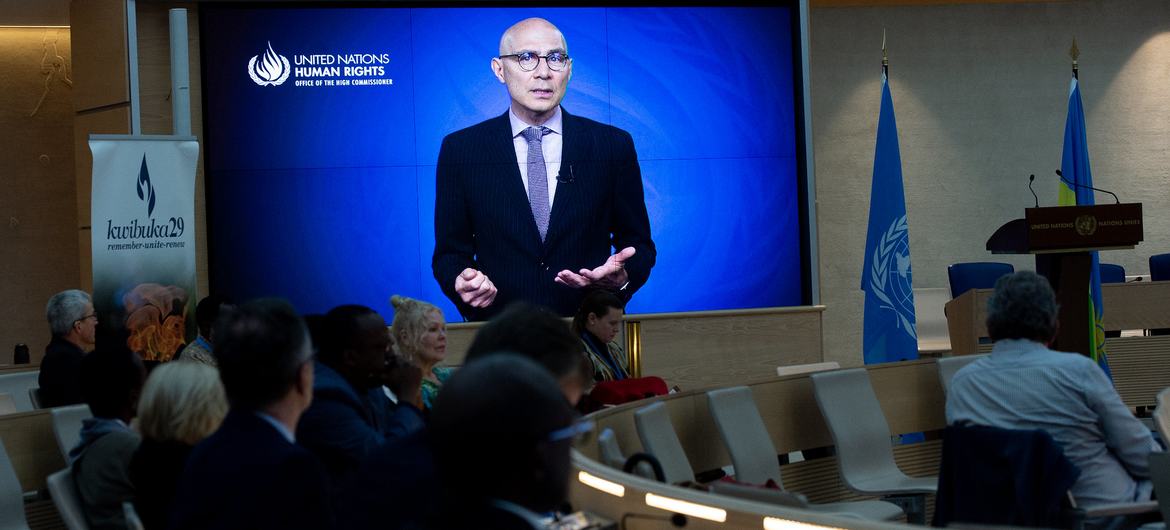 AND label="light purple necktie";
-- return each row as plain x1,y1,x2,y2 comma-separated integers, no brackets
522,126,552,241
